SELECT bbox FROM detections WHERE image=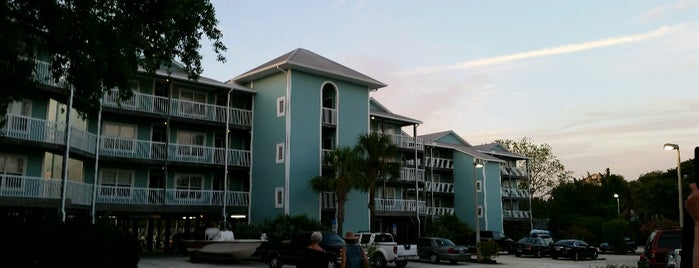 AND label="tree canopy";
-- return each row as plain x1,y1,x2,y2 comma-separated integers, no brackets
1,0,225,118
495,137,571,198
